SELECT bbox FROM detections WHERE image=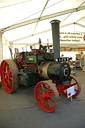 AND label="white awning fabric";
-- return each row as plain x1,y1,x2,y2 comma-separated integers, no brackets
0,0,85,45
